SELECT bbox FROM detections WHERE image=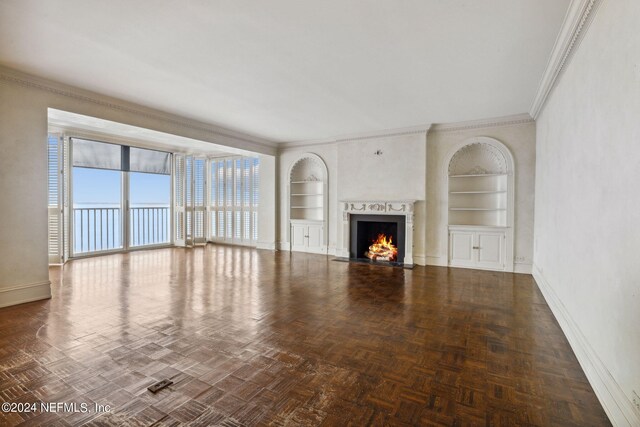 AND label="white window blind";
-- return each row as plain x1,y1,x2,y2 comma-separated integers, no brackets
174,155,186,246
72,138,122,171
130,147,171,175
72,138,170,175
48,134,62,263
209,156,259,245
